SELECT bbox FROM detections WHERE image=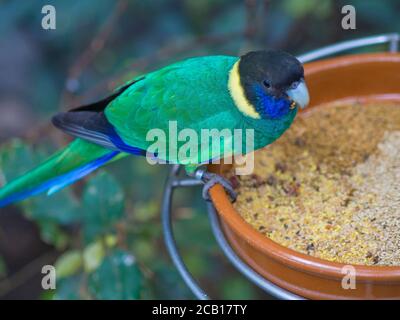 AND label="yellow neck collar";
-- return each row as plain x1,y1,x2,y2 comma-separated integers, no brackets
228,61,260,119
